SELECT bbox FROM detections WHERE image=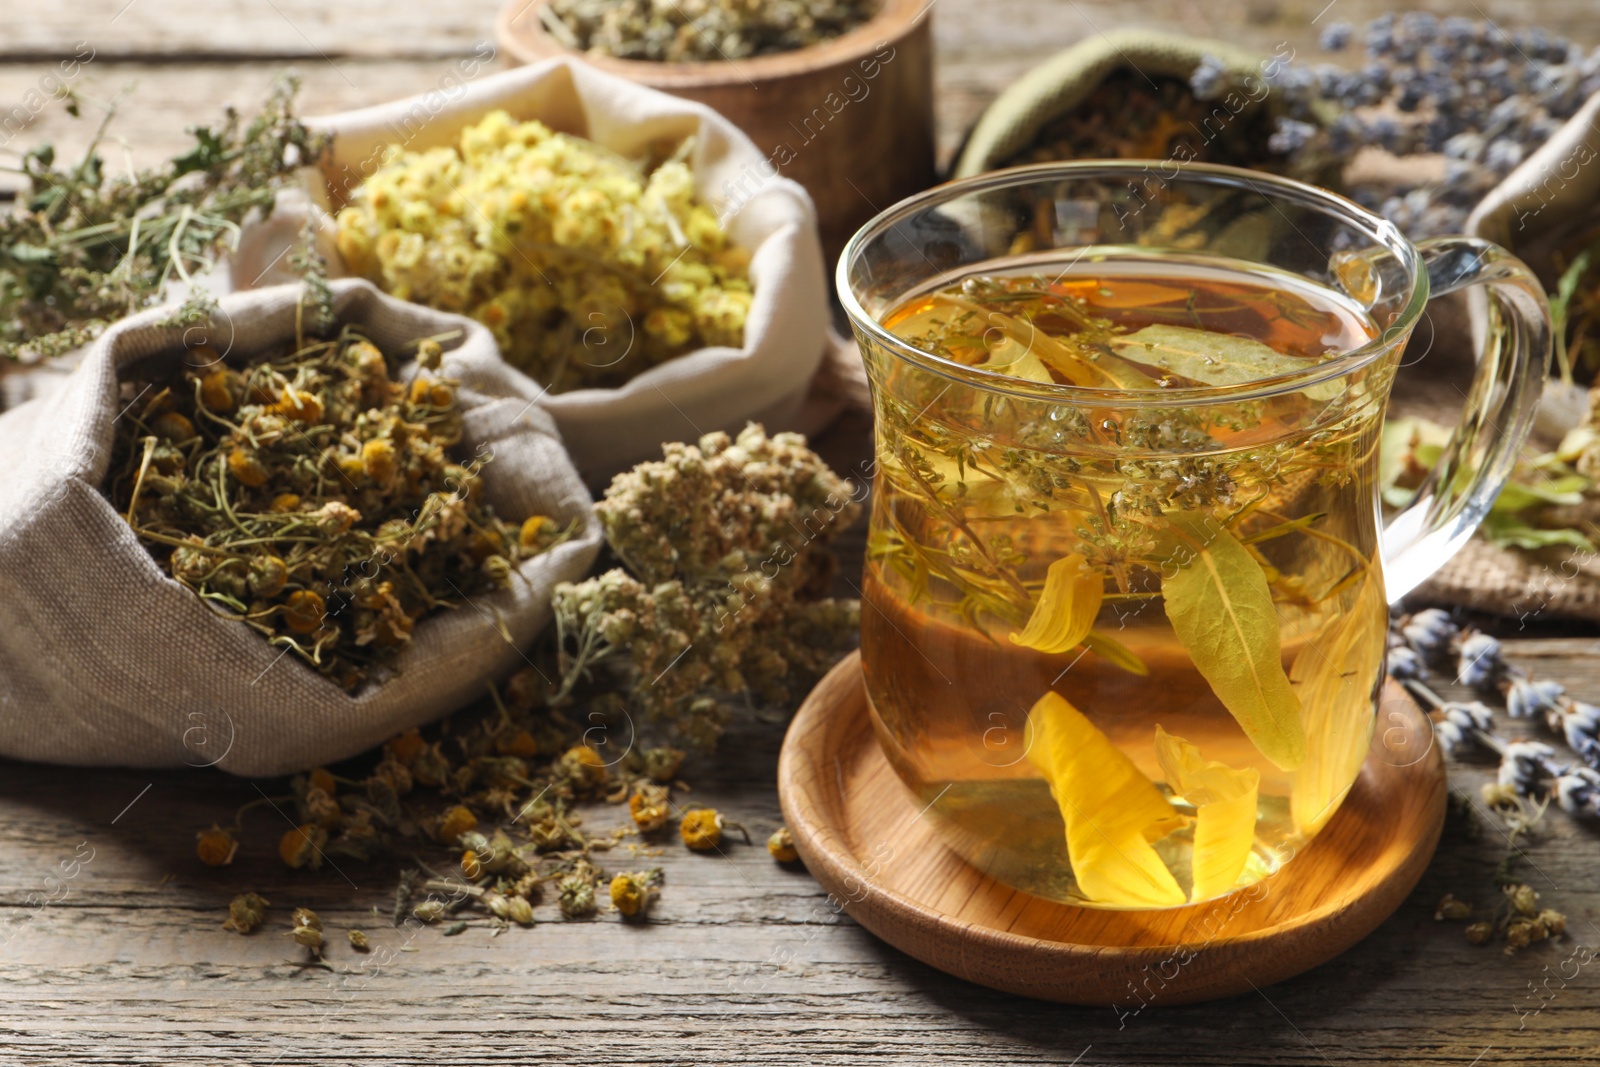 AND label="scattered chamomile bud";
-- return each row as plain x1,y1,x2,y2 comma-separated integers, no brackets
307,767,336,796
642,747,686,783
1465,921,1495,945
559,745,609,789
461,850,484,880
496,729,540,759
1539,909,1568,938
610,869,663,919
435,804,478,844
558,873,598,918
223,891,269,934
412,899,447,924
629,783,671,832
195,824,238,867
348,930,371,952
278,824,327,870
1505,921,1535,951
680,807,750,851
1506,883,1540,917
1434,893,1472,921
416,338,443,370
767,827,799,864
489,893,535,927
291,915,325,954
